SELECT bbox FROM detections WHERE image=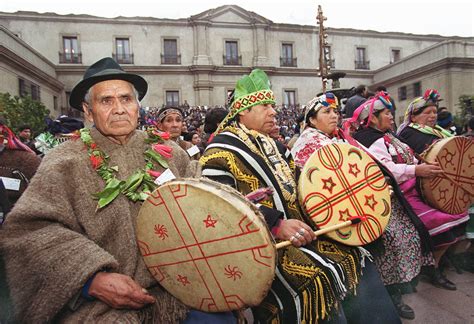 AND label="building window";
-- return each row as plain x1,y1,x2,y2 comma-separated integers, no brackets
60,36,81,63
53,96,58,111
162,39,181,64
19,78,41,101
398,86,407,101
284,90,296,108
413,82,422,97
166,91,180,107
113,38,133,64
280,43,297,67
391,49,401,63
223,41,241,65
355,47,369,69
